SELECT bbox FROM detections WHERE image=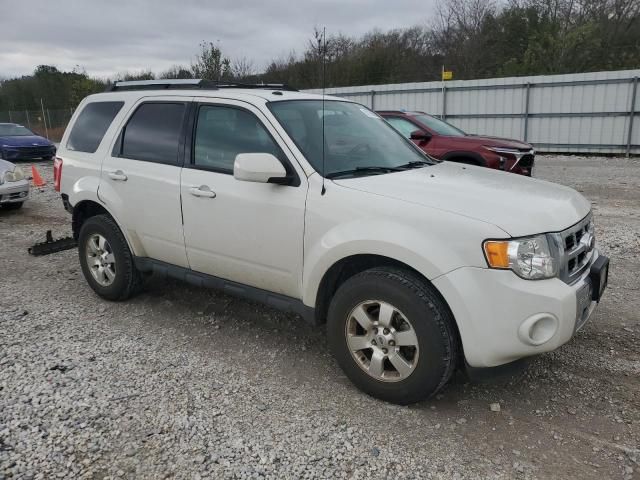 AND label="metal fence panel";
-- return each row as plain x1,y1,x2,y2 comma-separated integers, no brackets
0,108,74,143
307,69,640,155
